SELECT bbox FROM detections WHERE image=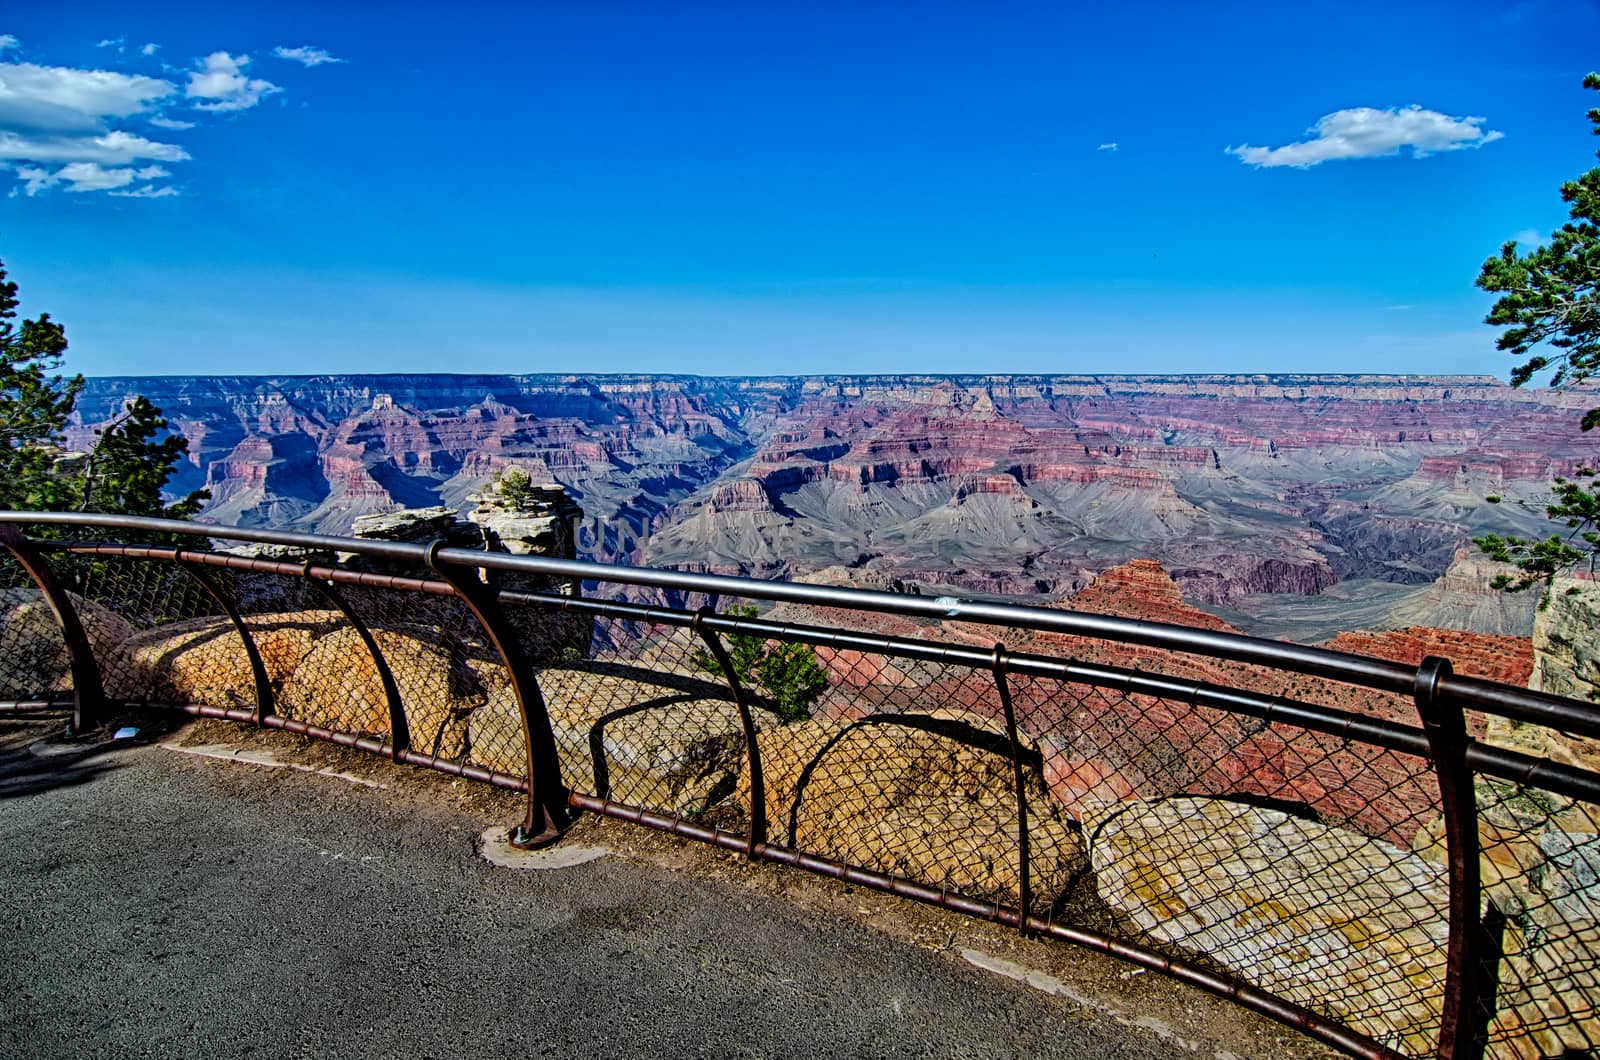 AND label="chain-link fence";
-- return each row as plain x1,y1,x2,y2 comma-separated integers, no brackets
0,552,72,703
4,514,1598,1060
